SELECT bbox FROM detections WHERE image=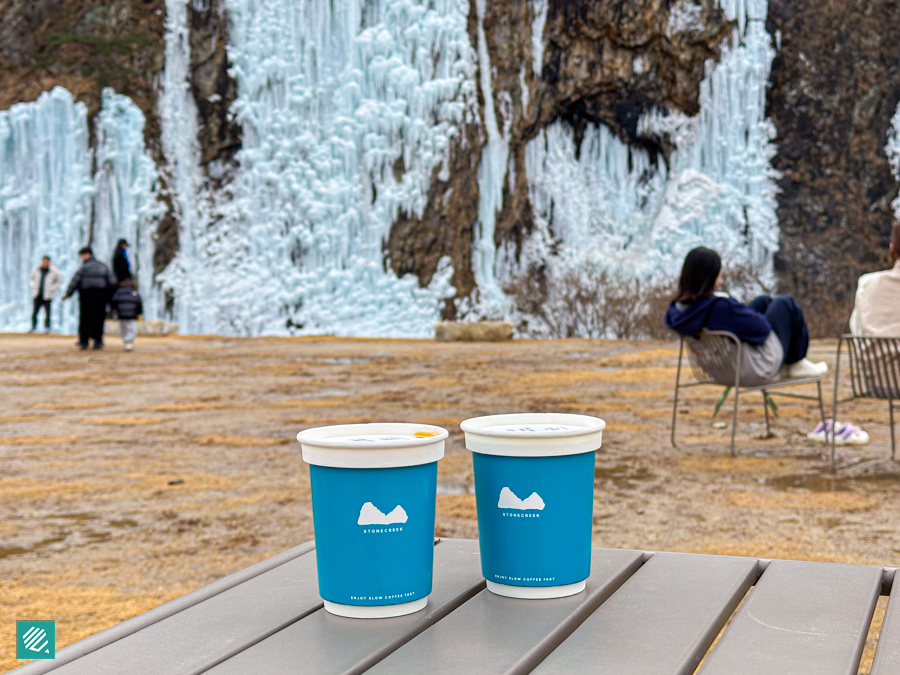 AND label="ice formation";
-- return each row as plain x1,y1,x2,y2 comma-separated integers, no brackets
0,88,94,334
502,0,778,329
1,0,780,338
886,101,900,217
156,0,474,336
93,89,165,314
0,88,160,333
